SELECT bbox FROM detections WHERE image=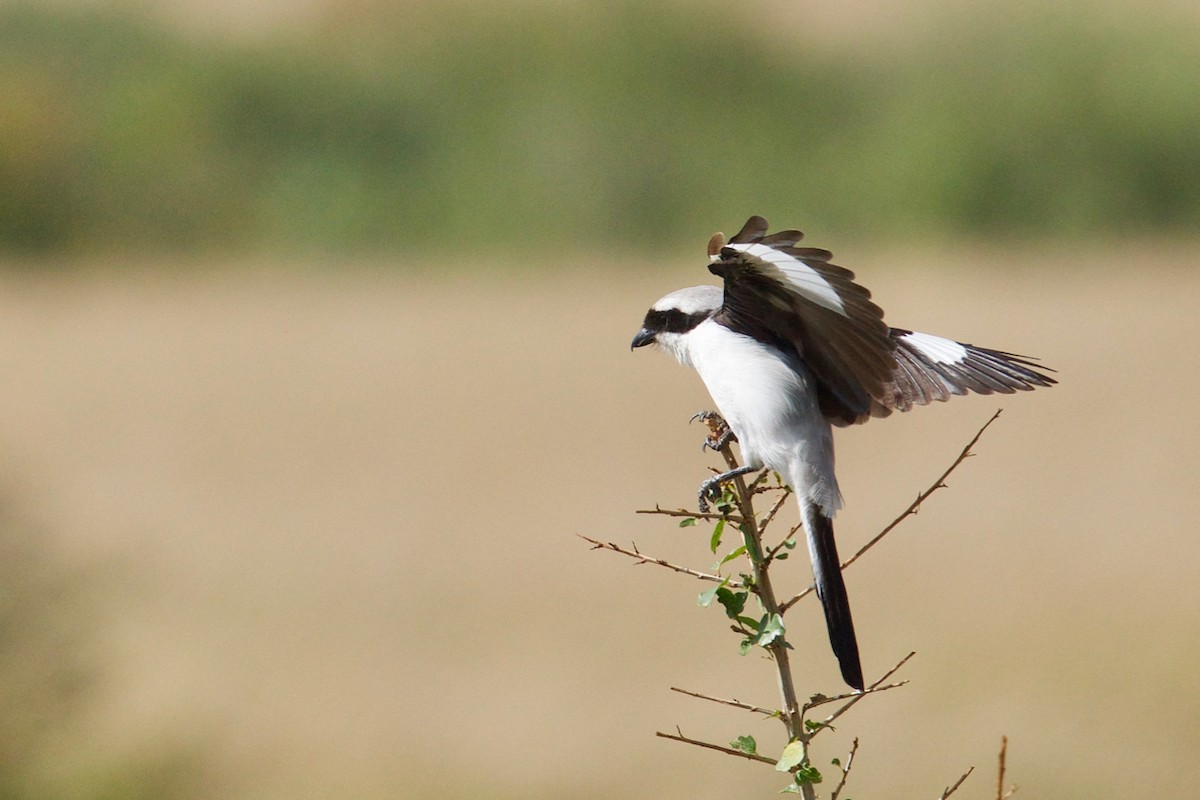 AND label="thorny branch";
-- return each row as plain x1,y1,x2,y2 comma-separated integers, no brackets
585,410,1009,797
668,686,778,717
636,506,748,525
996,736,1017,800
781,409,1004,612
576,534,741,586
712,438,806,742
829,738,859,800
805,651,915,737
655,727,777,766
939,766,976,800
